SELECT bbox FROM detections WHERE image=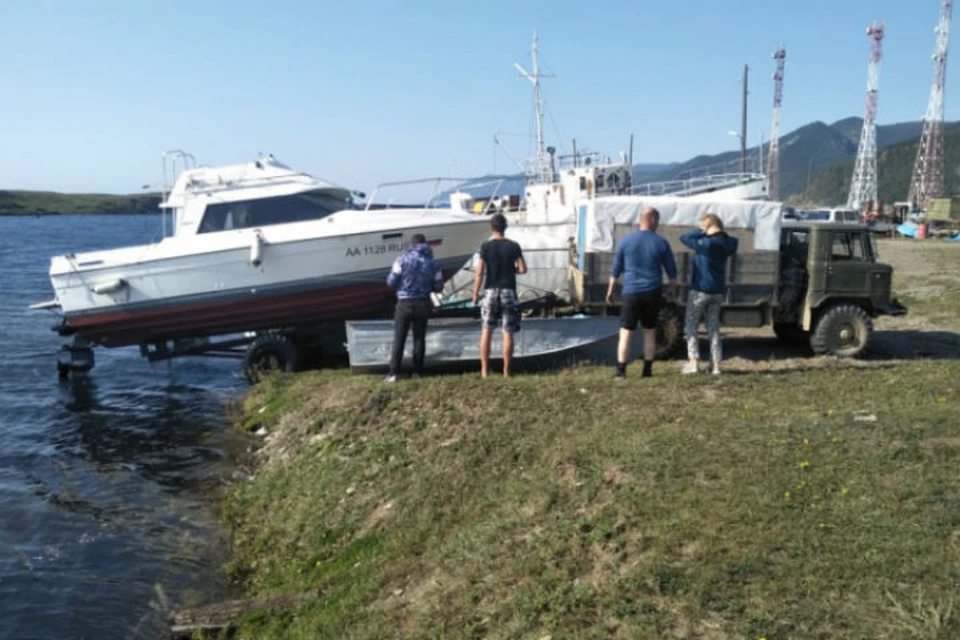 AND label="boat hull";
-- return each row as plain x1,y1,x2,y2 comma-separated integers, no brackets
51,212,489,347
